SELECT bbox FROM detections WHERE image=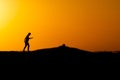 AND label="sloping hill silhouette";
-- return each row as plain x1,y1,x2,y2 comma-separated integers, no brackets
0,44,120,65
32,44,91,56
